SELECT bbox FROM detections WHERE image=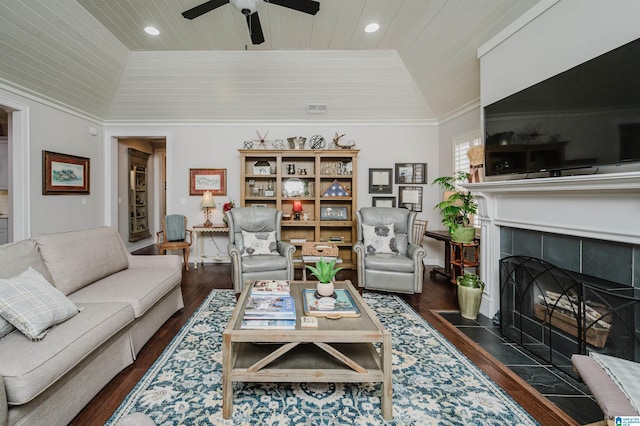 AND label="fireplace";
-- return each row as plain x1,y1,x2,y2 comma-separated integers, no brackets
500,255,640,375
467,172,640,369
